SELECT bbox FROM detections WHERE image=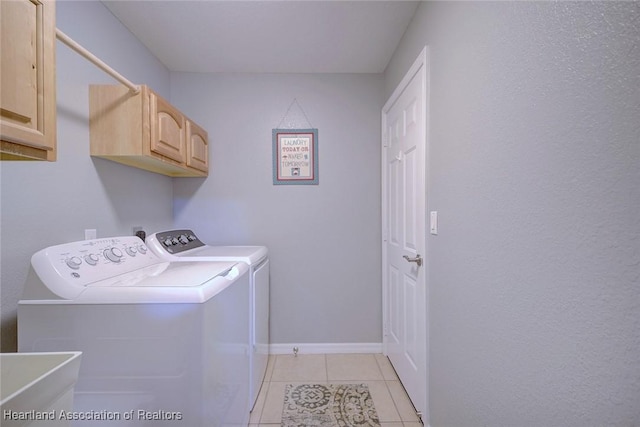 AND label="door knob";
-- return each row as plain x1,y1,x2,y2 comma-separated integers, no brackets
403,254,423,267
